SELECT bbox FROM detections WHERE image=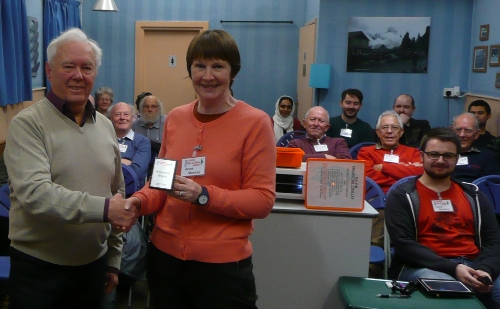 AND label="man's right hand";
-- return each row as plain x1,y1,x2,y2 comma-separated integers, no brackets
108,193,138,232
398,113,410,125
